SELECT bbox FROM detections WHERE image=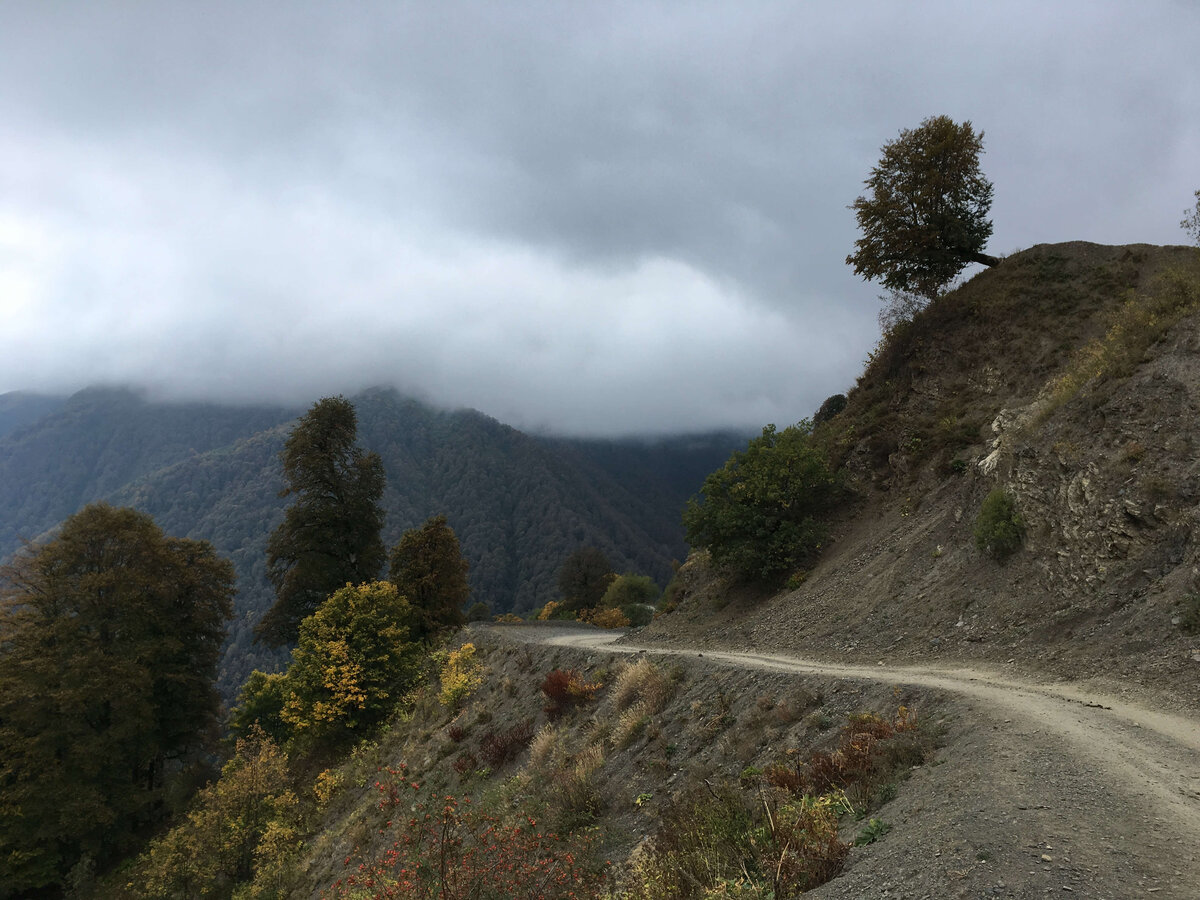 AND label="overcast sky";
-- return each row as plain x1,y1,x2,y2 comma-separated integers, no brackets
1,2,1197,436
